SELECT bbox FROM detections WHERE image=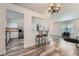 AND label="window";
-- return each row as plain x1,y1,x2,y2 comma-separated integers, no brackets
61,23,74,33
